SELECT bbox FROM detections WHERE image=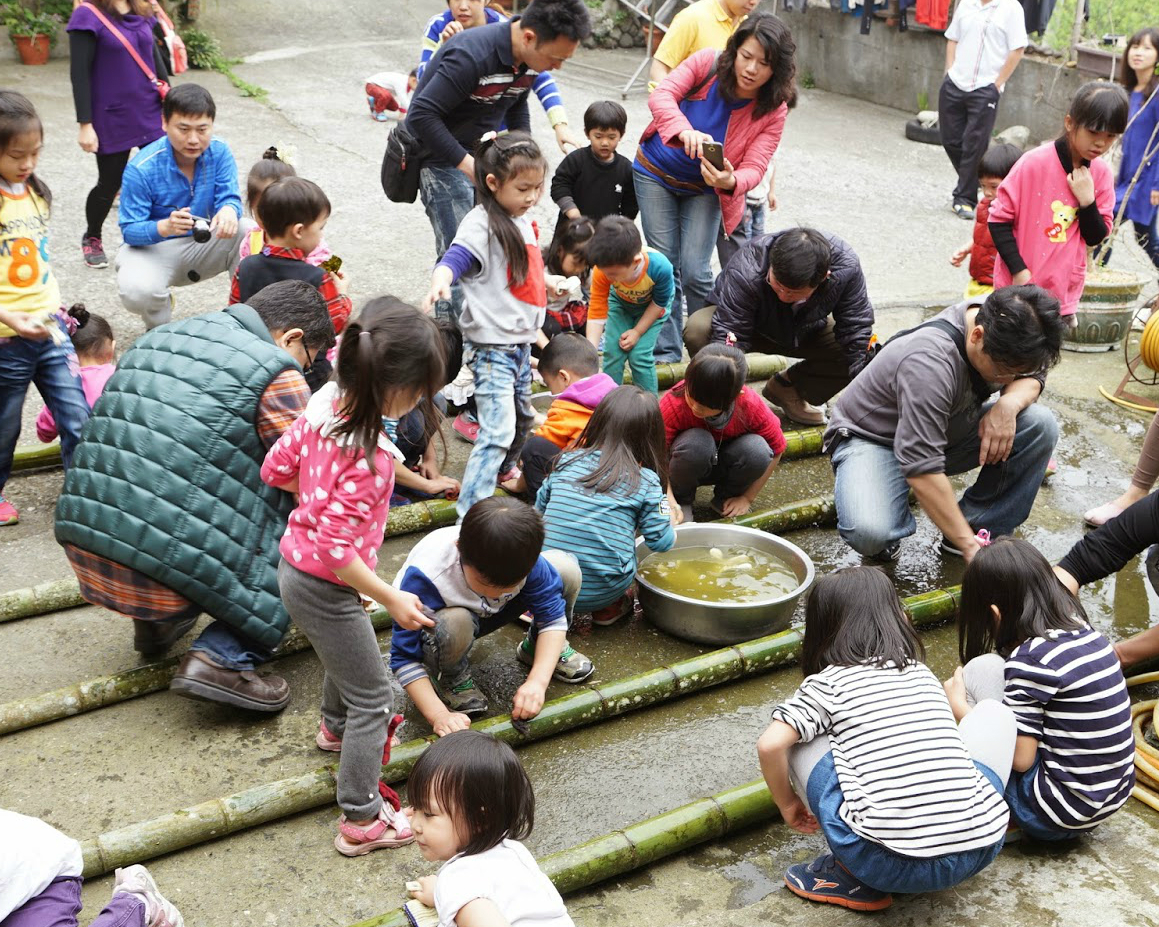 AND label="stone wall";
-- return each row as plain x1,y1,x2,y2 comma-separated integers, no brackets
583,0,648,50
781,5,1086,145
